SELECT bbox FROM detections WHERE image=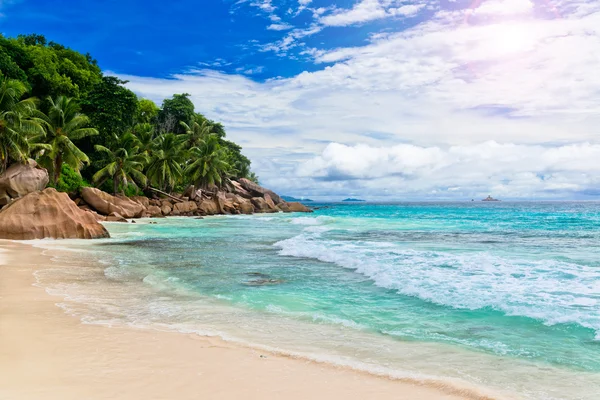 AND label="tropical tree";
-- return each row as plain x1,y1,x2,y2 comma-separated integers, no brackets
185,134,230,189
180,119,213,150
157,93,194,134
131,123,155,155
136,98,159,124
0,77,45,172
92,132,148,195
146,133,183,192
37,96,98,184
